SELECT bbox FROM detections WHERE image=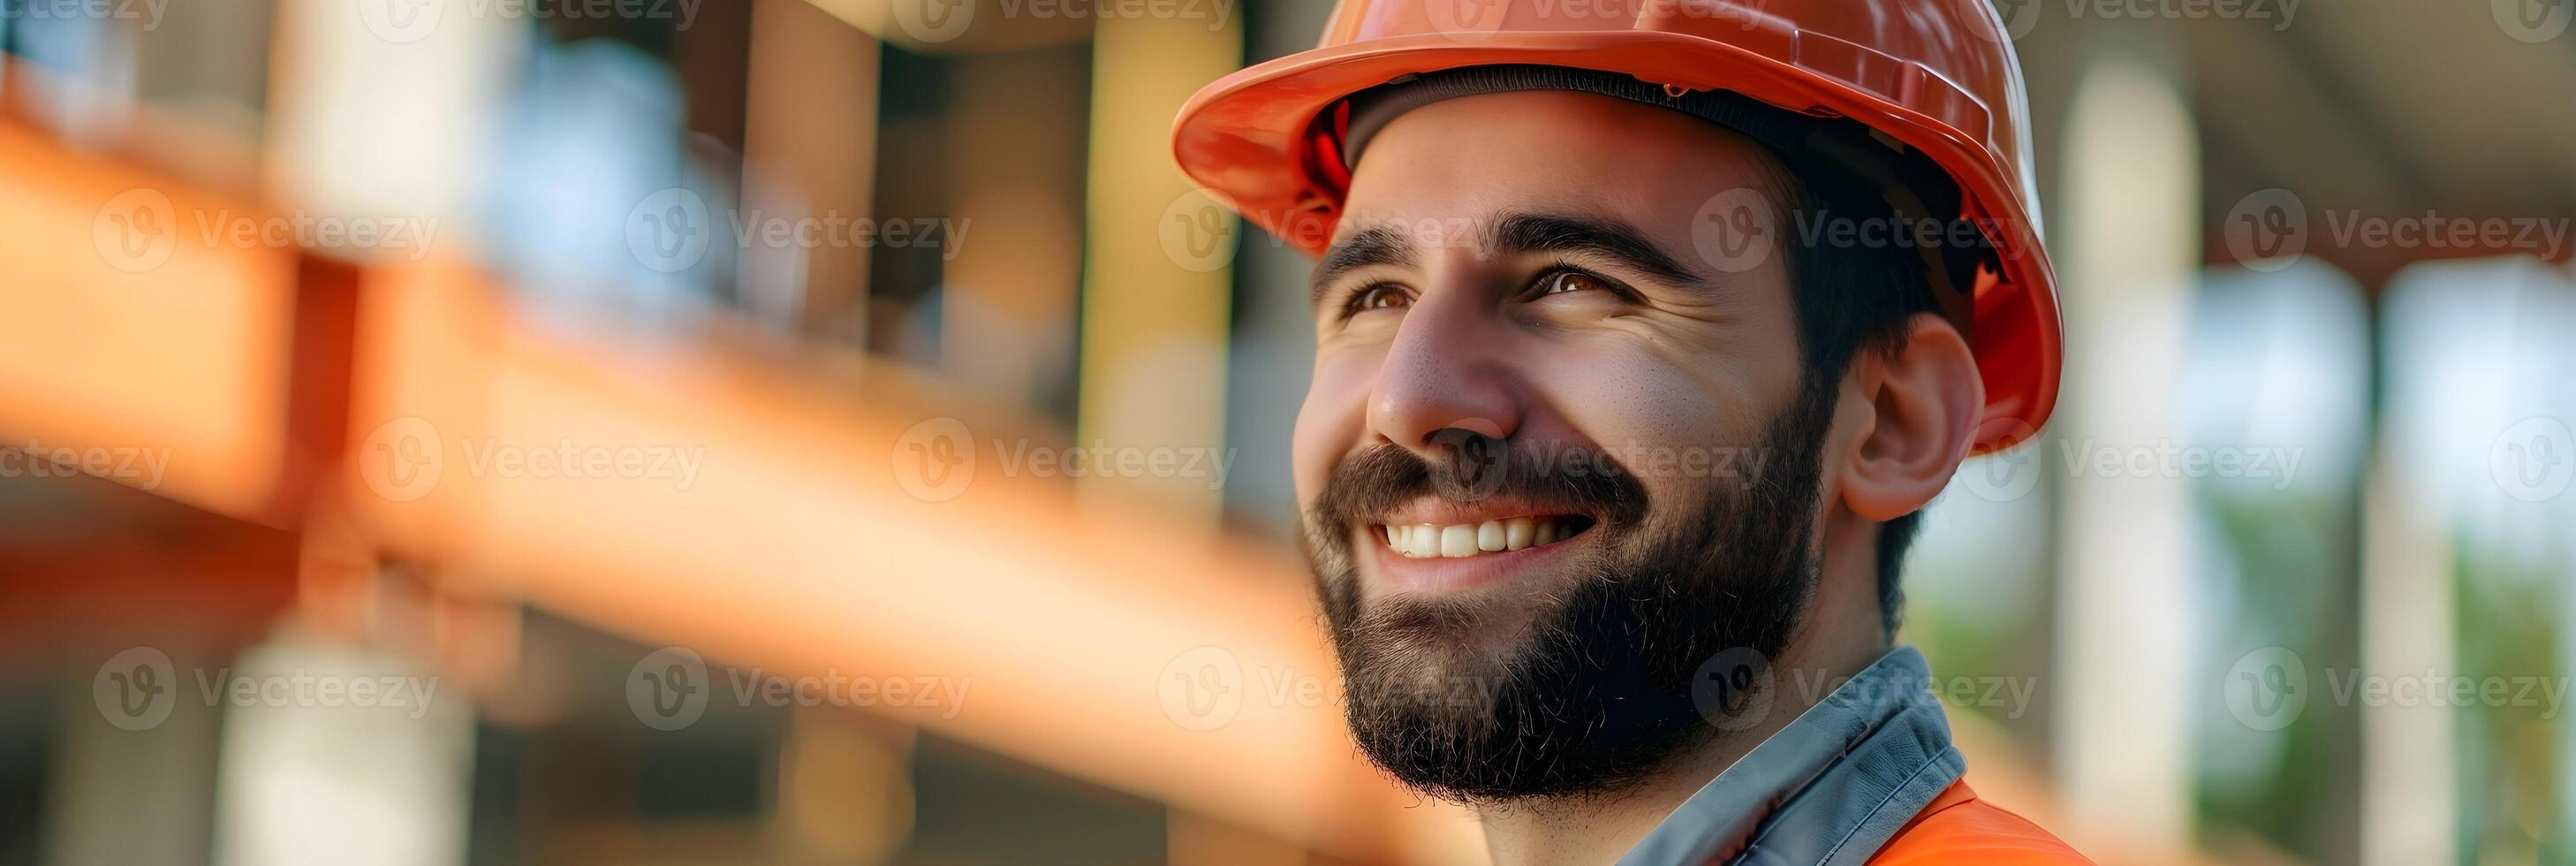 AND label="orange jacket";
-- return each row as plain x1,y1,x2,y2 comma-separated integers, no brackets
1870,781,2094,865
